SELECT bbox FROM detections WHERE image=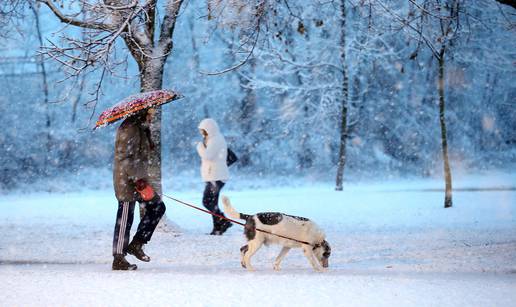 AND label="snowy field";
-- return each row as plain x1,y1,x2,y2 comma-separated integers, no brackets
1,172,515,306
